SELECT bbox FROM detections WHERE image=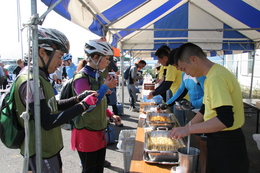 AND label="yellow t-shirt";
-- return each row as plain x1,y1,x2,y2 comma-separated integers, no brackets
165,65,187,97
203,64,245,130
158,66,166,80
